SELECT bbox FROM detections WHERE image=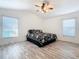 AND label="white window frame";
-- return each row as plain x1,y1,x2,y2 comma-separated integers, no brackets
2,16,19,38
62,18,76,37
